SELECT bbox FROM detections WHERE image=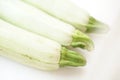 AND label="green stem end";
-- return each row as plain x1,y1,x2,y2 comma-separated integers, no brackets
71,30,94,51
59,47,86,67
86,17,109,33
